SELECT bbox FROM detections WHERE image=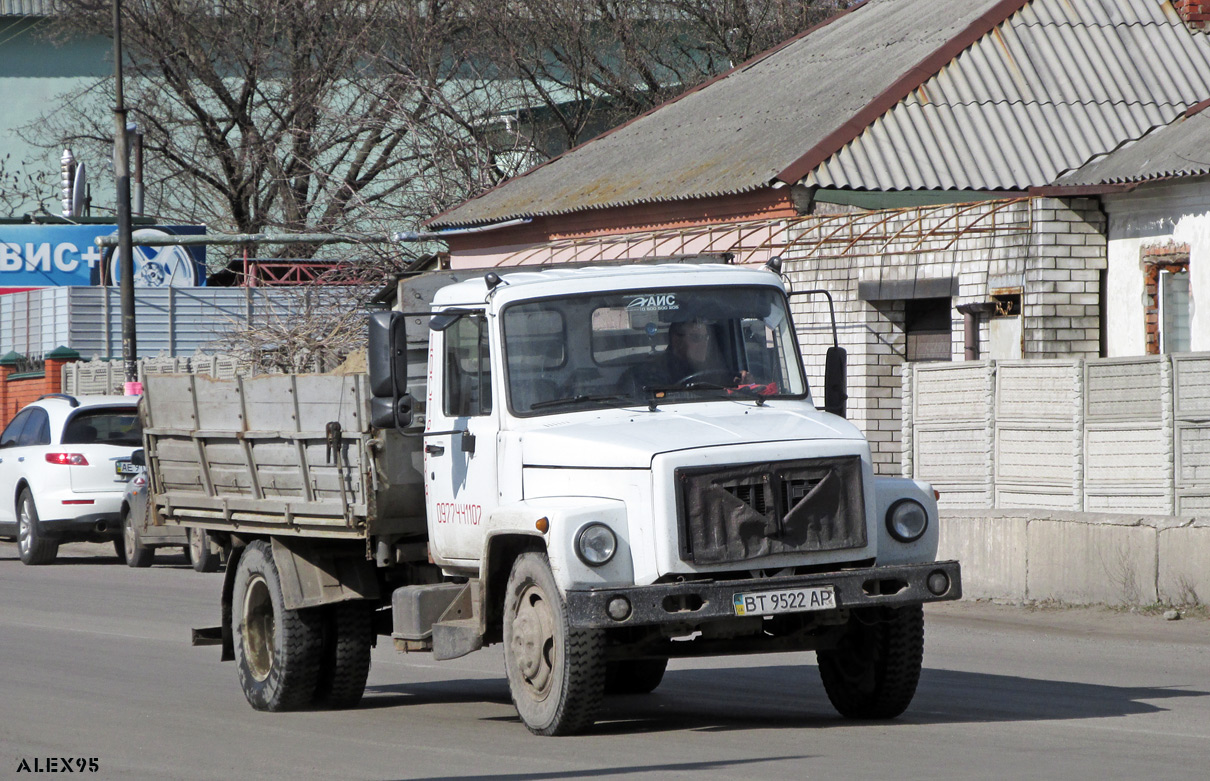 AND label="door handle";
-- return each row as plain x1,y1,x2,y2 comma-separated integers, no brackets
425,444,445,456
